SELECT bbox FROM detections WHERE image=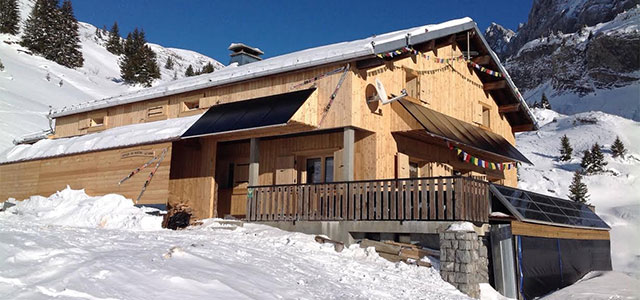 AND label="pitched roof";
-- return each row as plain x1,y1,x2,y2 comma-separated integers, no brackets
0,114,201,164
49,17,537,129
